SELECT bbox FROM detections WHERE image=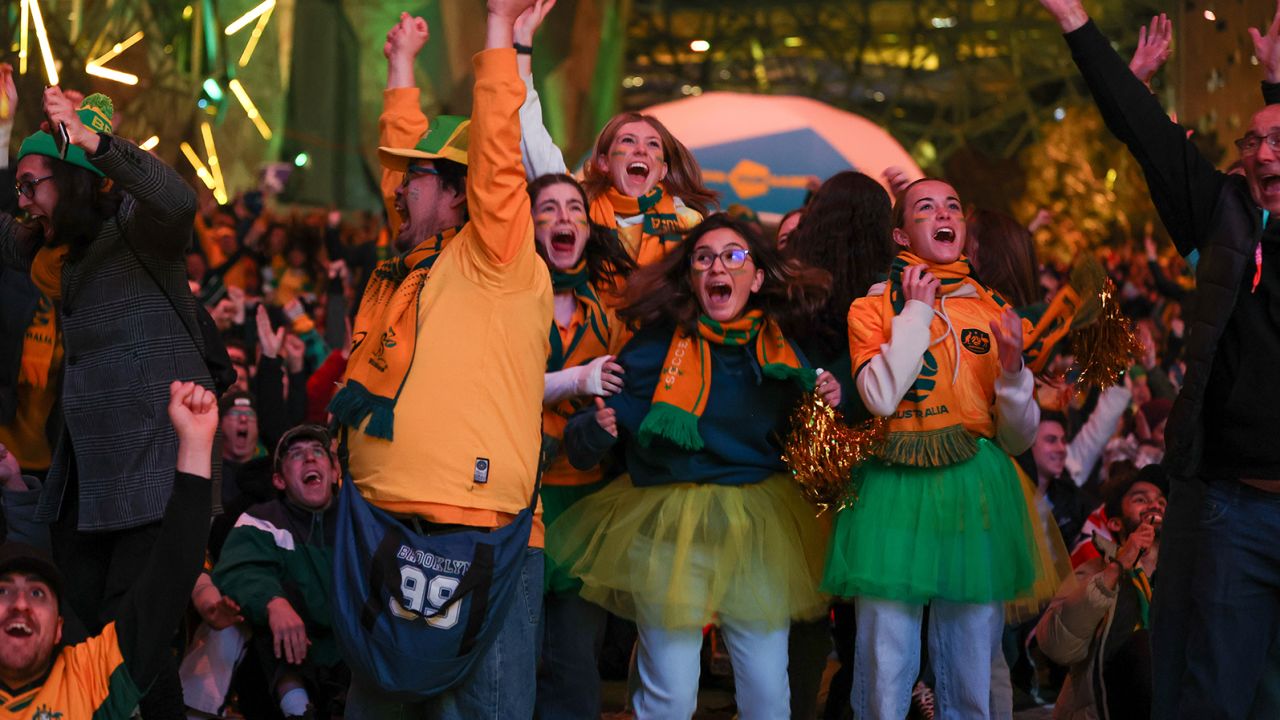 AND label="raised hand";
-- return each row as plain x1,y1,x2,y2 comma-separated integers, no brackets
256,303,286,359
901,264,939,307
1129,14,1173,86
385,13,429,89
0,63,16,124
1250,0,1280,84
282,333,306,375
40,86,99,154
988,308,1025,375
1036,0,1090,33
489,0,539,22
882,166,914,198
514,0,557,46
168,381,219,444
